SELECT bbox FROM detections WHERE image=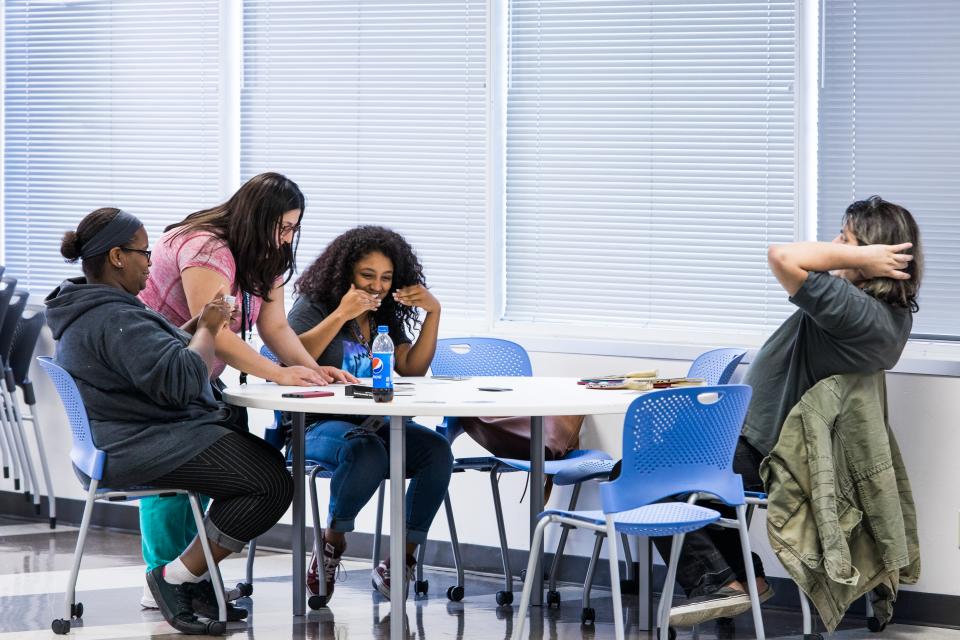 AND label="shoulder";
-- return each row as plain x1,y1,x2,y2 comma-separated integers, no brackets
288,295,331,333
164,230,235,280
